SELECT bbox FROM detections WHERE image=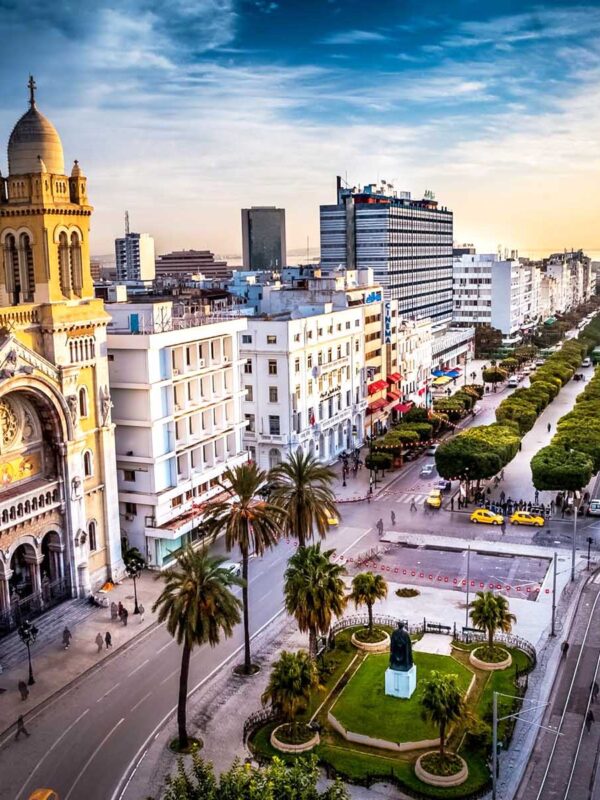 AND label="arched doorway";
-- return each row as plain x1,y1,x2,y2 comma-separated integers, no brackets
9,542,38,600
41,530,64,582
268,448,281,470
